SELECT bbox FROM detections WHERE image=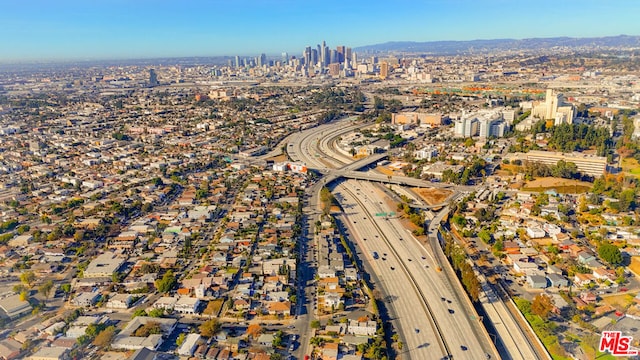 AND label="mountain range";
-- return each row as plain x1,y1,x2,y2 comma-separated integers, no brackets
354,35,640,54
